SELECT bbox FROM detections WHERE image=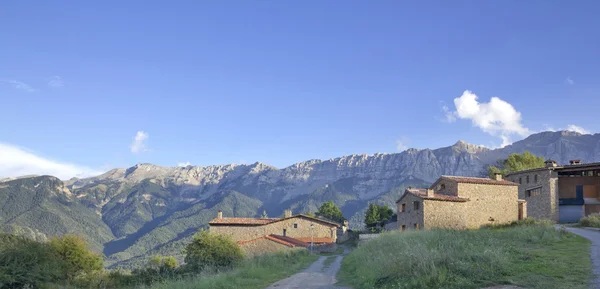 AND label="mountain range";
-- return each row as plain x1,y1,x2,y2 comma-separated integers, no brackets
2,130,600,268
